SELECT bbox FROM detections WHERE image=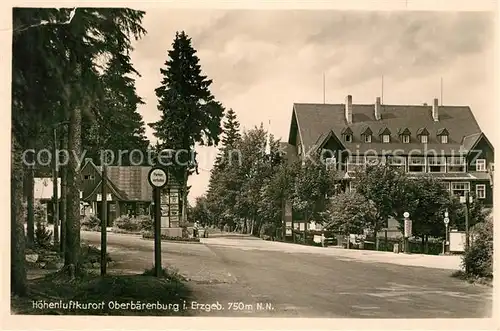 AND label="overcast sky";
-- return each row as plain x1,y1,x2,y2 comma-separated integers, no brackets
130,10,495,204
